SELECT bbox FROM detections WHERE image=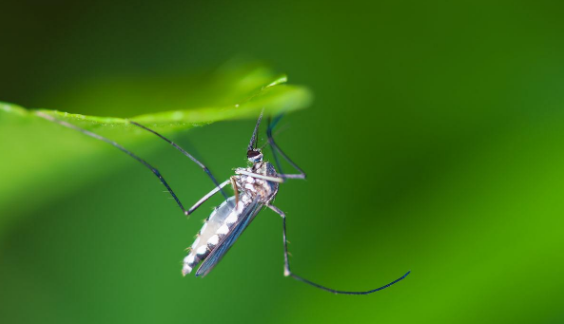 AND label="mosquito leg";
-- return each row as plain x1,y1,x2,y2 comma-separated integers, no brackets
235,170,284,183
266,115,306,180
187,179,231,215
266,204,293,277
36,112,192,216
266,204,411,295
129,120,231,204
